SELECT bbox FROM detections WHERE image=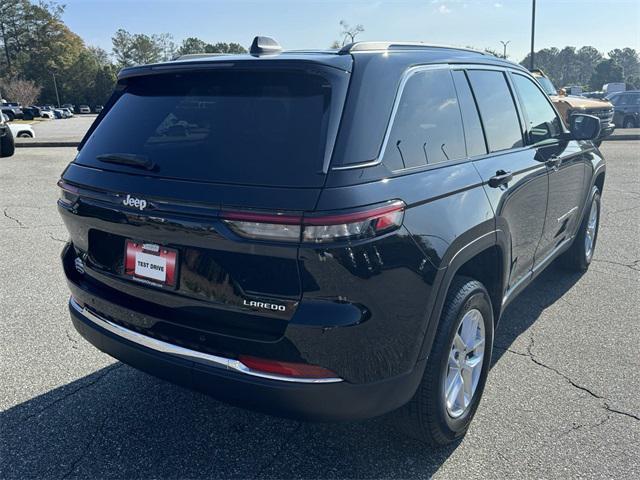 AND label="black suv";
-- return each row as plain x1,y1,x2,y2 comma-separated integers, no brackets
58,38,605,445
606,90,640,128
0,112,15,157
